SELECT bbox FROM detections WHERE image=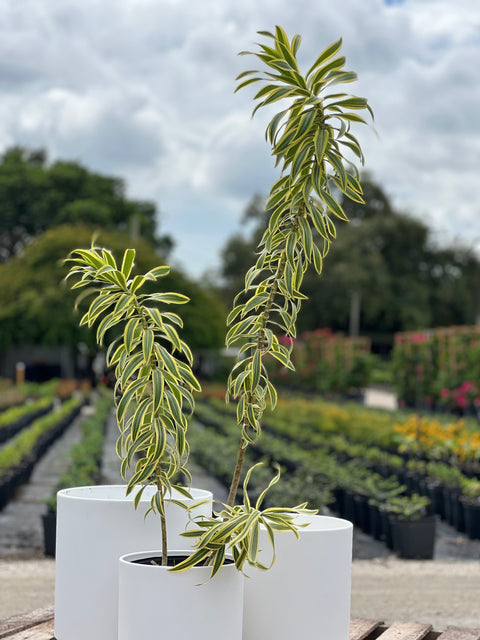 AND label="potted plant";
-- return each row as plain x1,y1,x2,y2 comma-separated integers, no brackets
56,249,214,640
427,461,465,530
460,478,480,540
162,25,373,640
61,24,372,640
364,474,406,541
387,494,435,559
